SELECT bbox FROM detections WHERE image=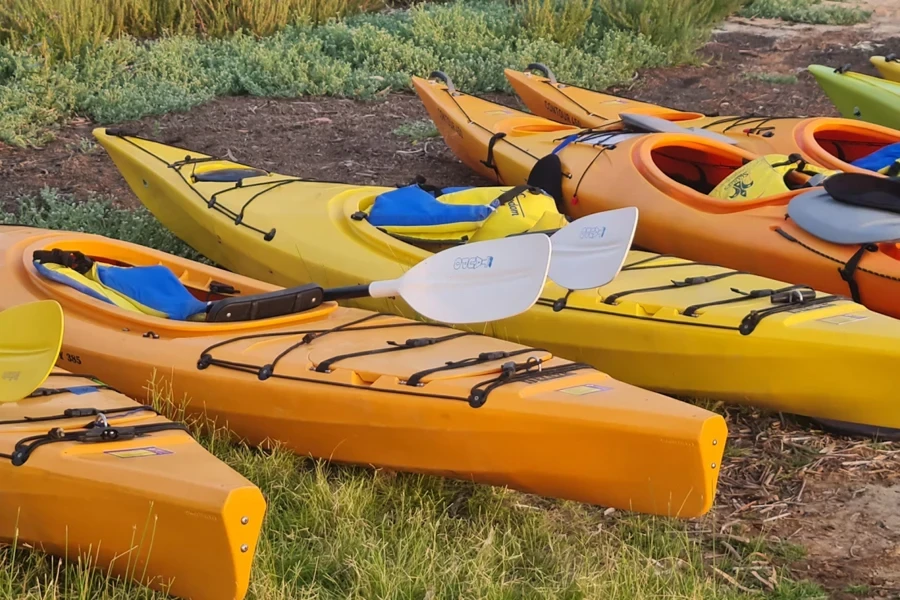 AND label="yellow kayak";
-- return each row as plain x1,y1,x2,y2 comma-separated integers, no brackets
872,55,900,83
95,127,900,431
